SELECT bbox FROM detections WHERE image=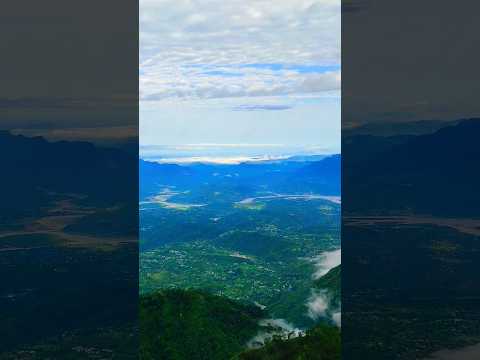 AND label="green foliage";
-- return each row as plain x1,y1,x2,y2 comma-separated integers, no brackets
139,159,342,358
140,289,264,360
235,324,341,360
140,240,324,327
314,265,341,309
140,194,340,326
215,230,290,259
